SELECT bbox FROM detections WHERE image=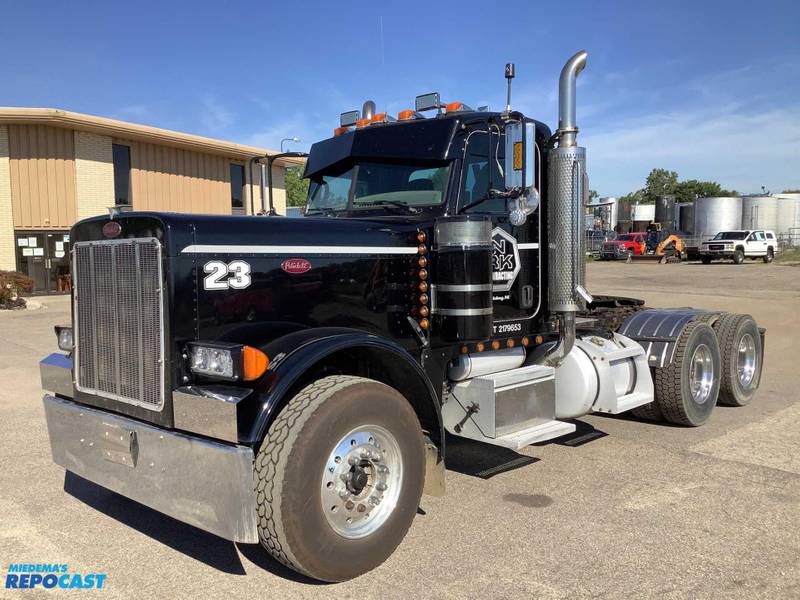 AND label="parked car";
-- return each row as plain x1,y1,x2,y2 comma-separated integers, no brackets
699,230,778,264
586,230,616,255
599,232,646,260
